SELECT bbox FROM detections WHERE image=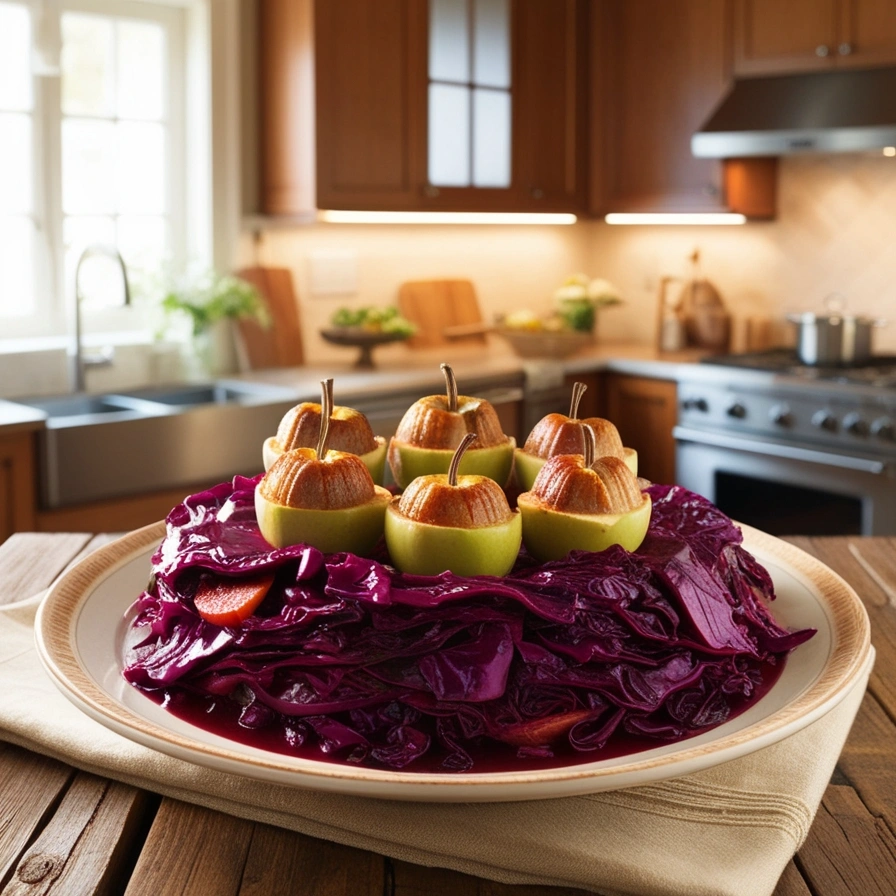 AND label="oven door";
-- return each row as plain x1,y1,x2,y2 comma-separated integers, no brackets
673,424,896,536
